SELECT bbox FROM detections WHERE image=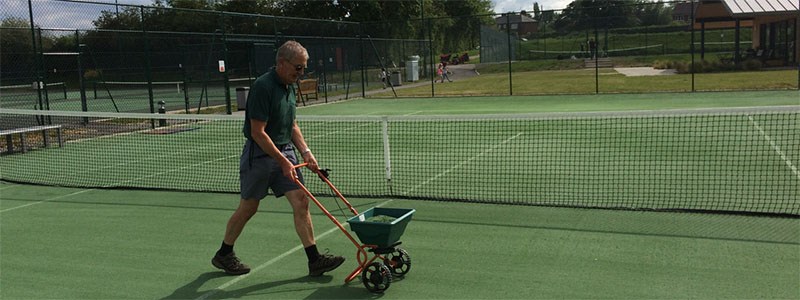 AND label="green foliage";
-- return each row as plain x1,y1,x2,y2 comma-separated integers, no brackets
83,69,102,80
1,18,37,83
92,6,143,30
654,58,761,74
551,0,674,33
742,59,763,71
